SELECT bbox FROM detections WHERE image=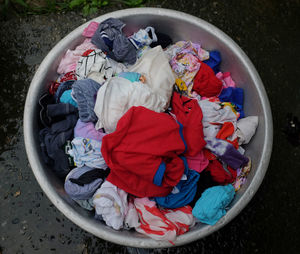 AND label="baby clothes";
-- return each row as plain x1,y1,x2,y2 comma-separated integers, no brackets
72,78,101,123
134,198,195,242
154,157,200,209
117,71,141,82
233,157,252,191
74,120,106,142
205,137,249,170
171,91,206,156
124,198,140,229
236,116,259,145
57,38,97,74
64,166,108,200
192,184,235,225
74,198,94,211
76,49,126,82
216,71,236,88
198,100,238,138
68,137,107,169
91,18,136,65
39,103,78,178
82,21,99,38
193,61,223,98
160,206,195,236
204,159,237,185
186,150,209,173
94,76,167,133
59,89,78,107
129,46,175,108
93,181,128,230
54,80,75,103
218,87,244,118
101,106,186,197
134,198,177,242
203,50,221,74
167,41,203,96
128,26,157,50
